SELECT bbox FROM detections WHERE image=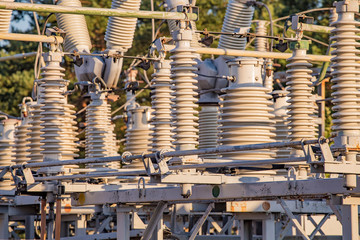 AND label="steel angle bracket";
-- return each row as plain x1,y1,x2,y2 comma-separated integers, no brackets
21,166,35,185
